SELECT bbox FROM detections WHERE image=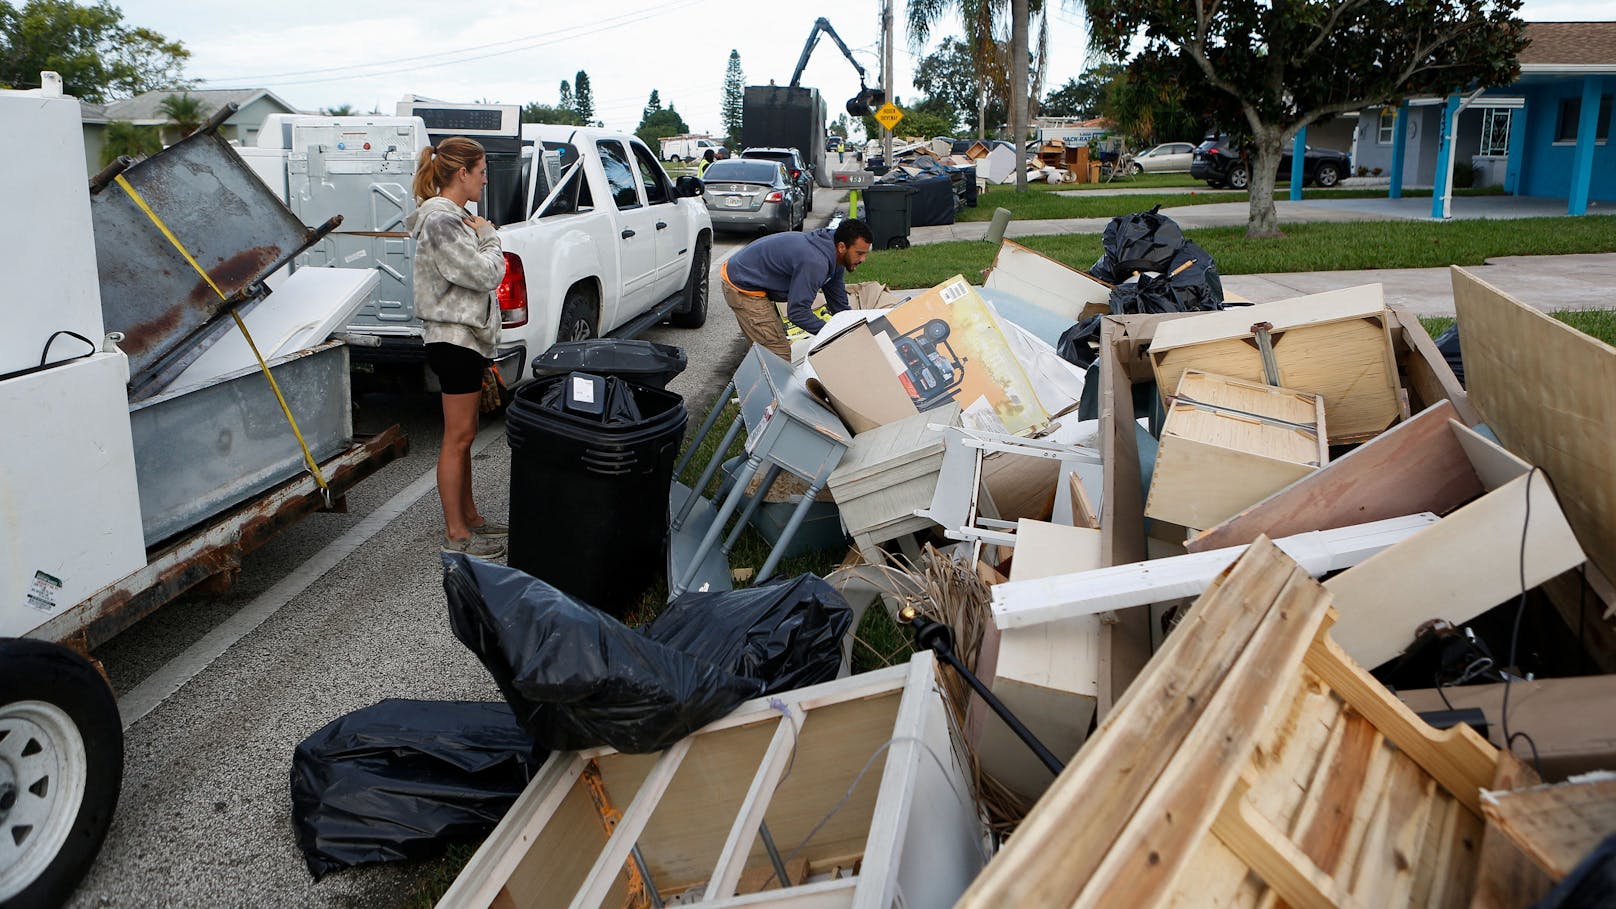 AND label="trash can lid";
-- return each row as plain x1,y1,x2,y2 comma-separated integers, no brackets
531,339,688,385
